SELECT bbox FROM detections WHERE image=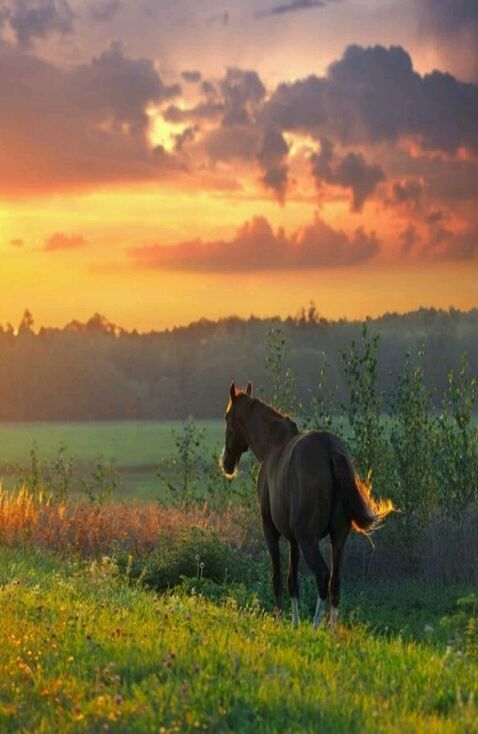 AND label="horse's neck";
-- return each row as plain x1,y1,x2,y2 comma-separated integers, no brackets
245,402,296,462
